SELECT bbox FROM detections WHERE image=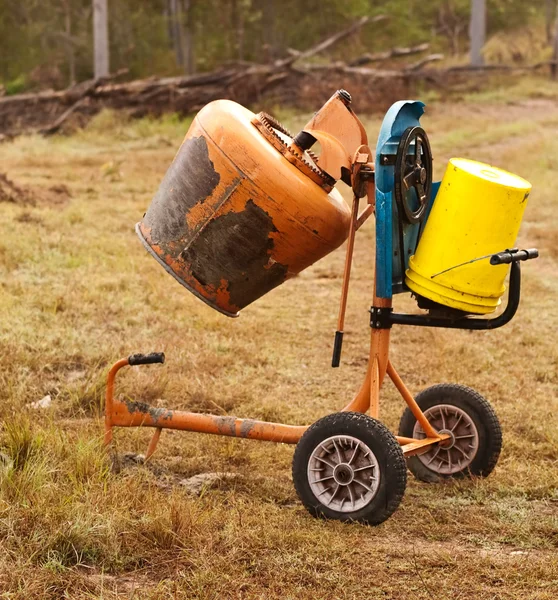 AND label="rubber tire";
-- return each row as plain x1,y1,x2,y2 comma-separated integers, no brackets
292,412,407,525
398,384,502,483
